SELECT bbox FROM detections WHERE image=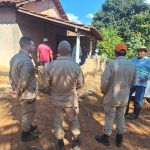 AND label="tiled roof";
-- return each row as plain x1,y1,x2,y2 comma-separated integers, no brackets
0,0,68,20
53,0,68,20
0,0,27,8
0,0,23,3
0,0,20,7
